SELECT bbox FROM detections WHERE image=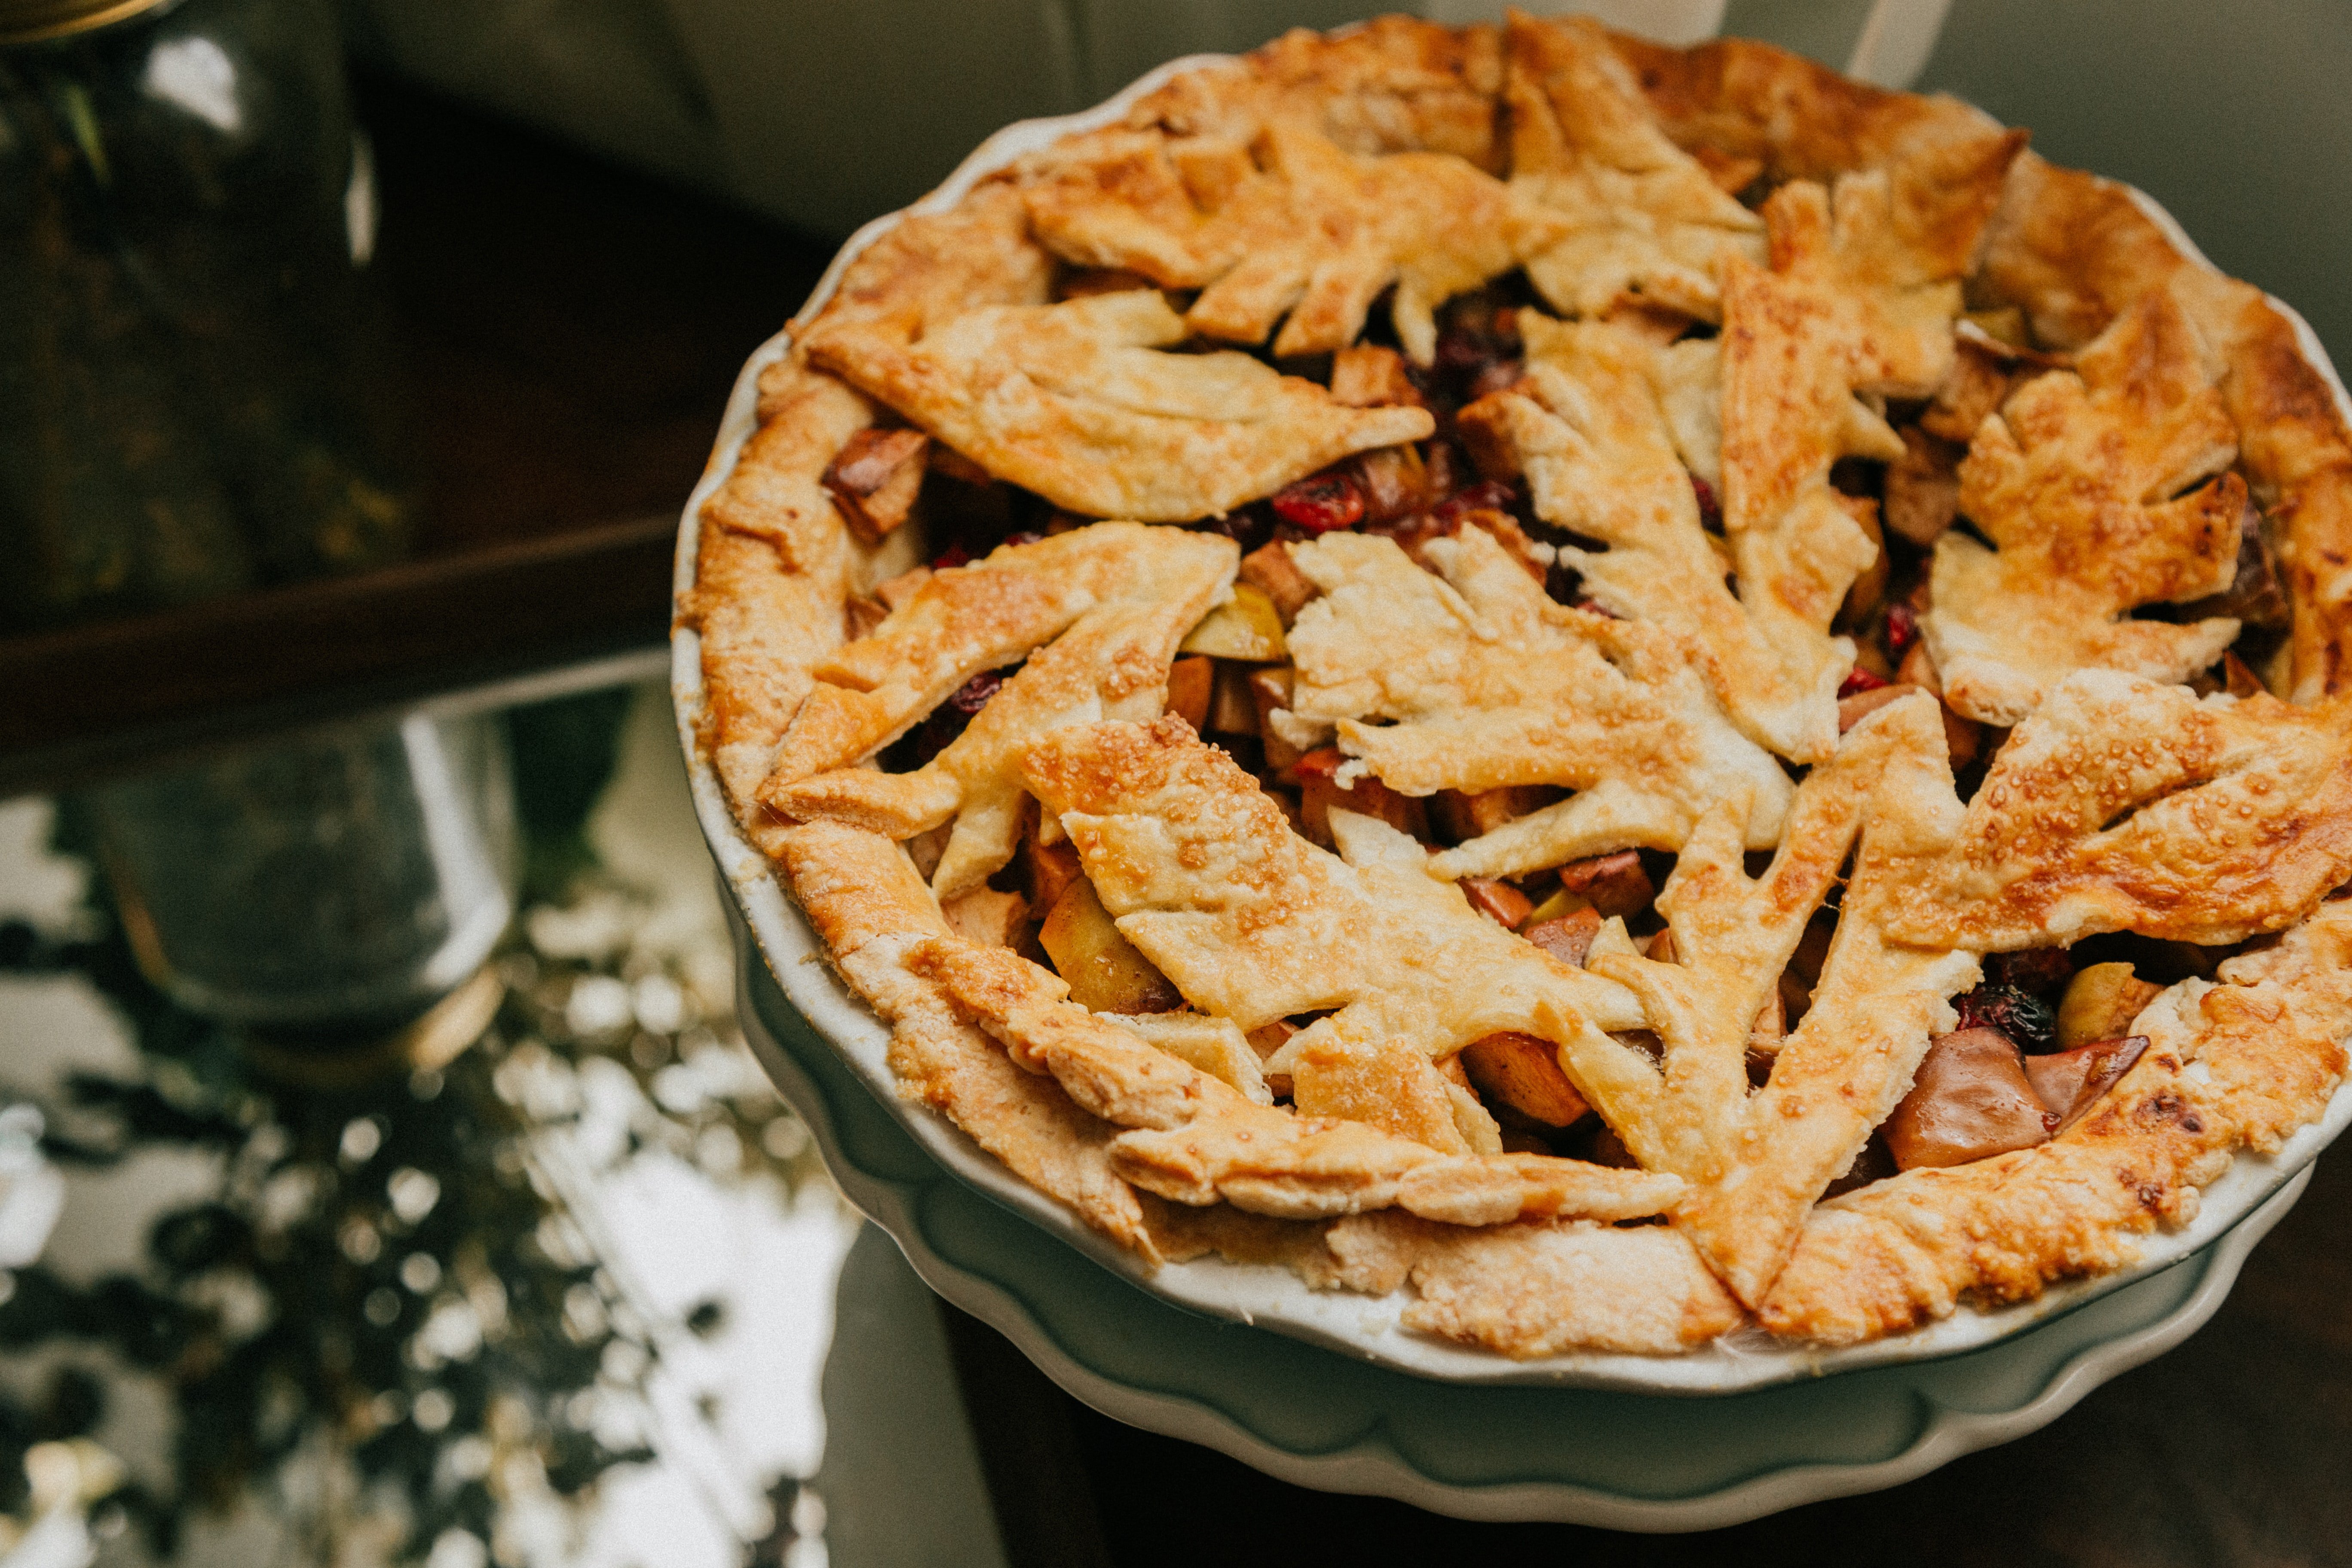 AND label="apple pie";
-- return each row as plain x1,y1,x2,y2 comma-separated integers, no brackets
680,13,2352,1357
